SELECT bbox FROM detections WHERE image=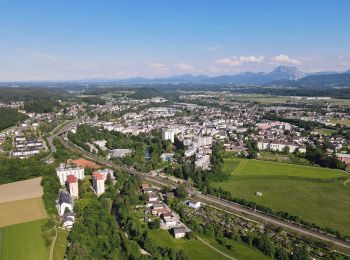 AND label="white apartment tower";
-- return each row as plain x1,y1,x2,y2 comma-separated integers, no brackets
56,163,85,186
67,175,79,198
162,129,175,143
93,172,105,196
